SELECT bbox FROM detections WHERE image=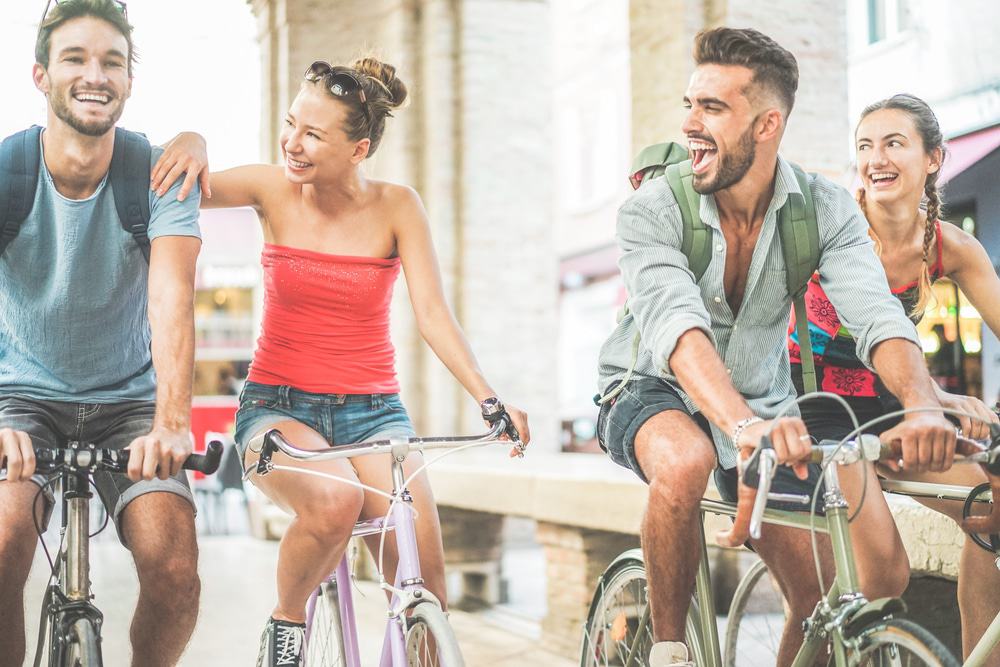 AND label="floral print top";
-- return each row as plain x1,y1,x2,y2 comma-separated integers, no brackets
788,220,944,397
